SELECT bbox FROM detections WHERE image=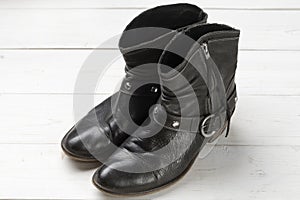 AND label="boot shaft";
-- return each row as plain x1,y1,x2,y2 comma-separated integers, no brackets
113,4,208,125
118,3,207,69
159,23,240,118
